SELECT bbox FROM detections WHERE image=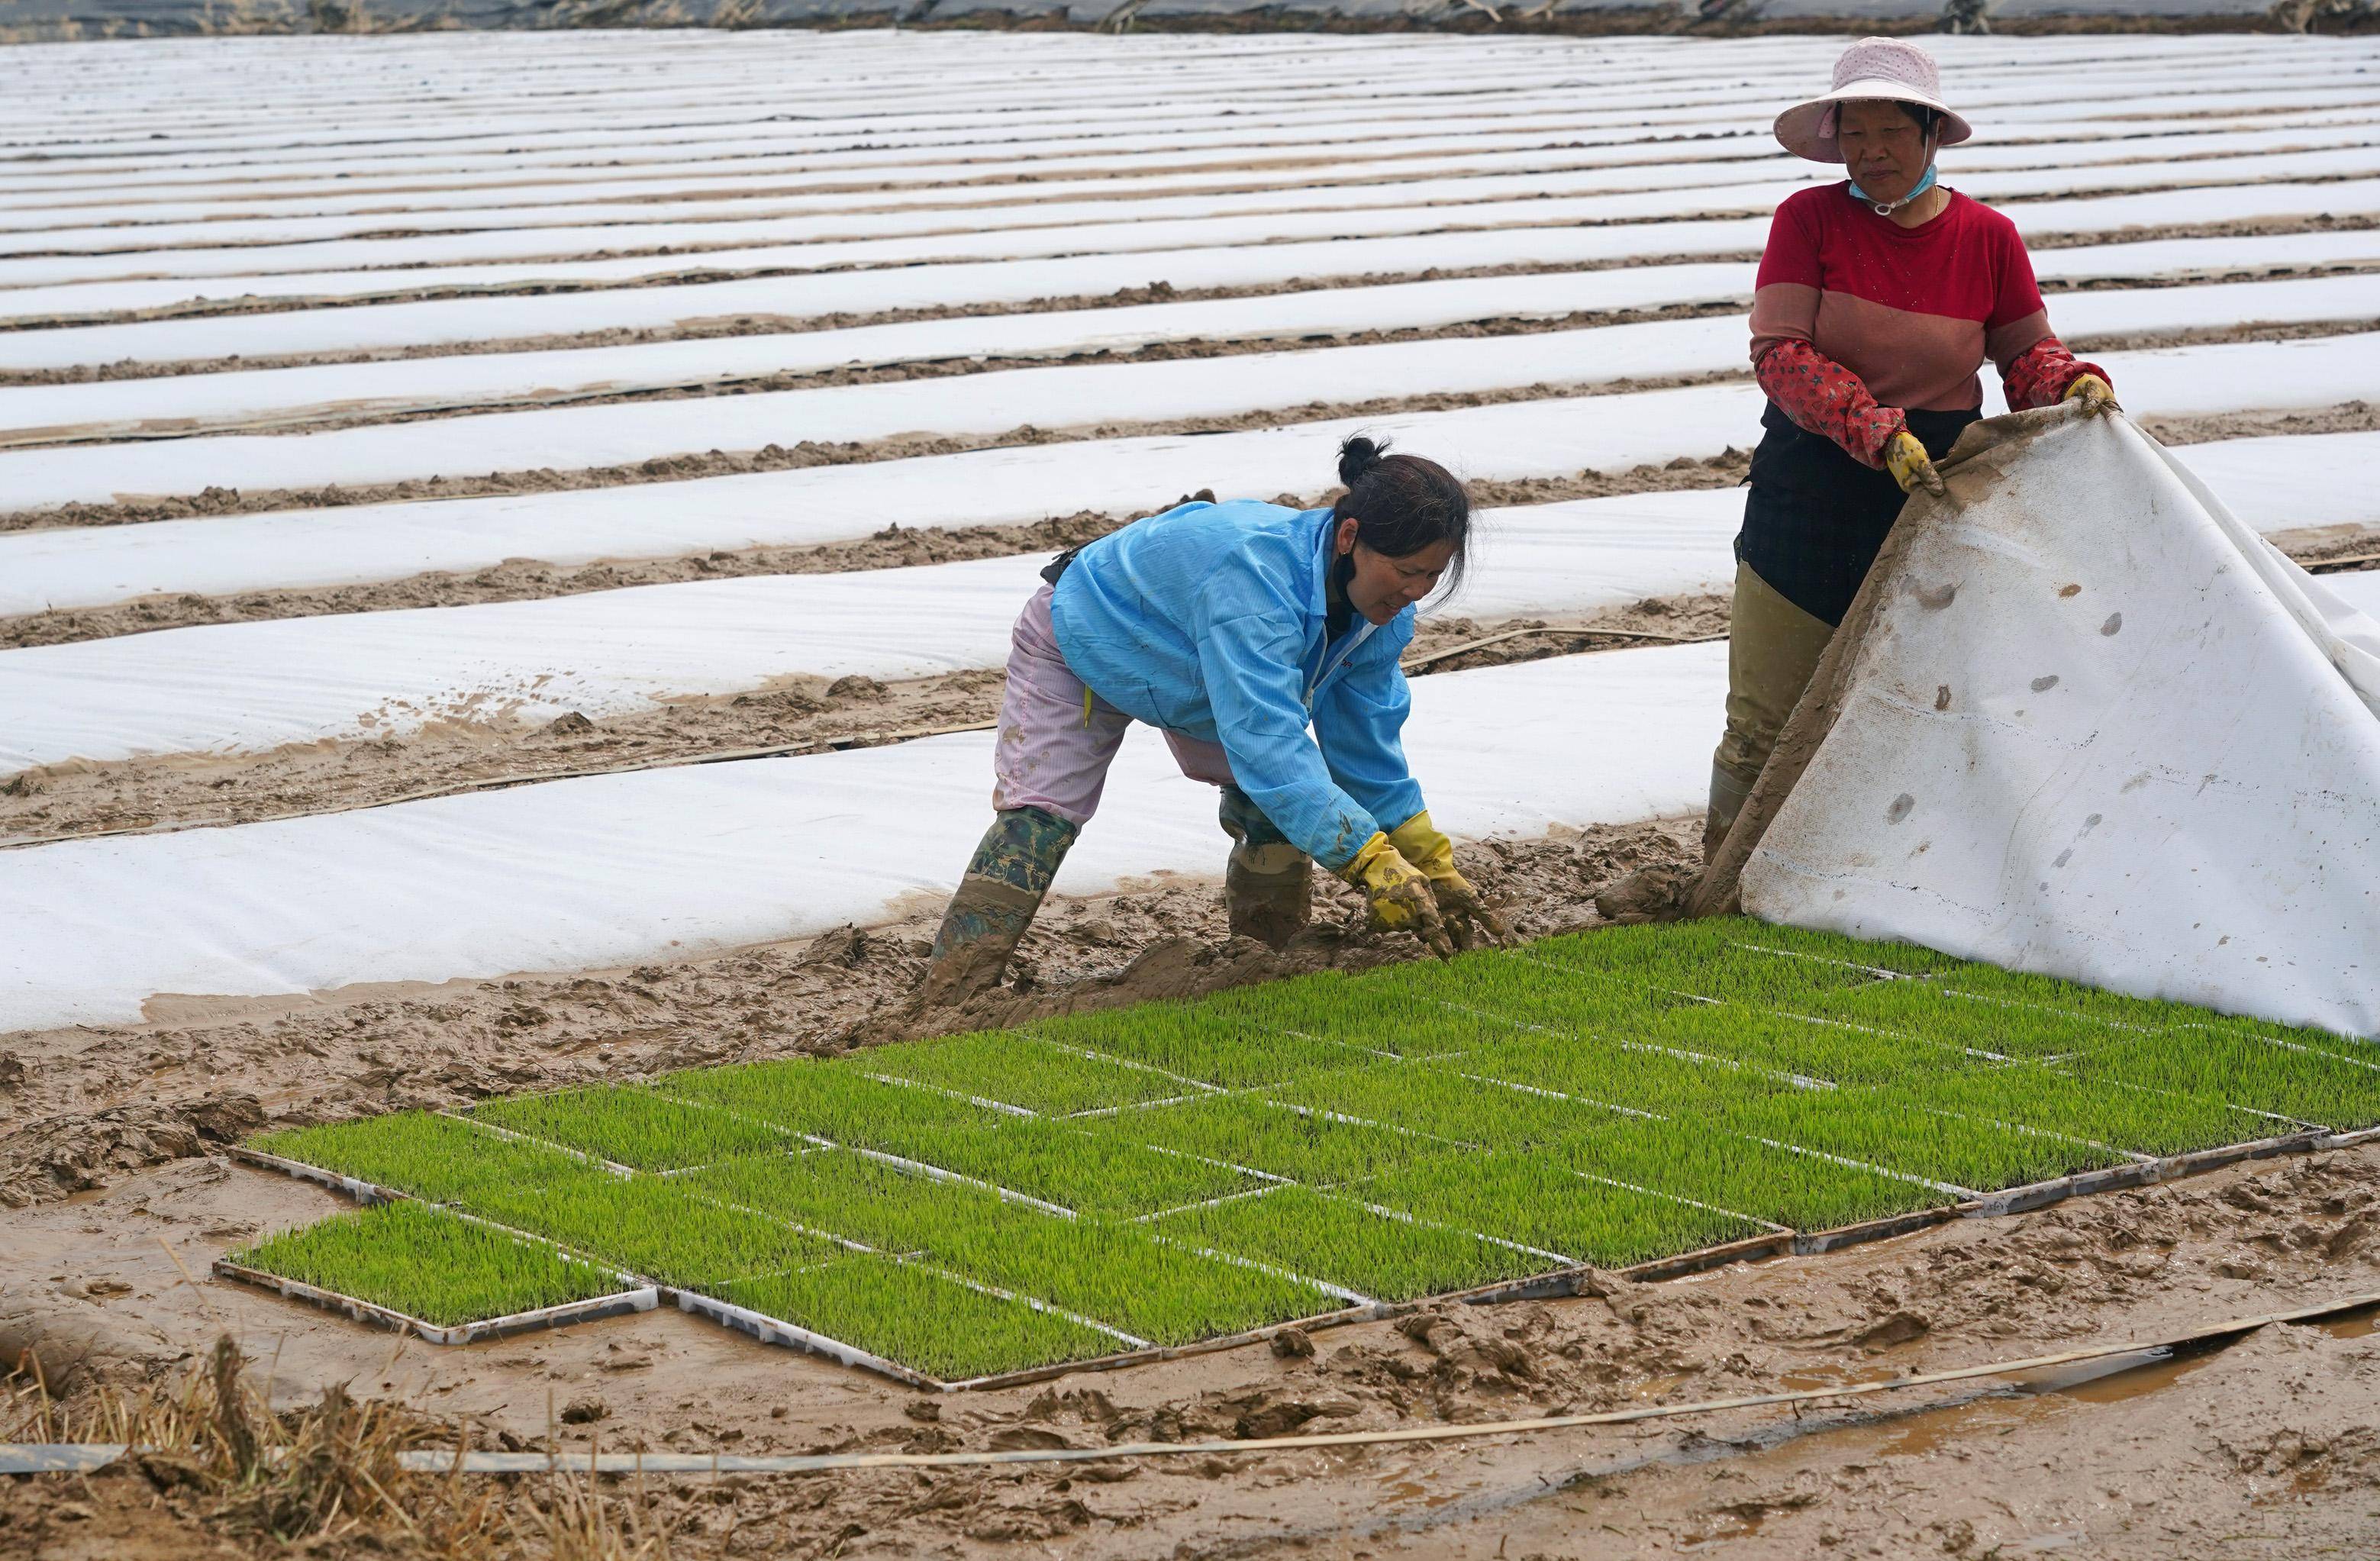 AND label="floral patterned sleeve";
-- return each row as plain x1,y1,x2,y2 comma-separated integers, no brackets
2001,336,2112,411
1753,338,1906,469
